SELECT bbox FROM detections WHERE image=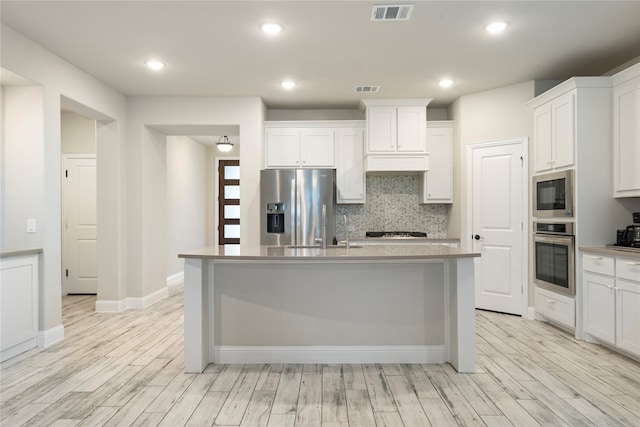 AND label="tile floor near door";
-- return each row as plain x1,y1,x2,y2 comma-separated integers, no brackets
1,287,640,427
